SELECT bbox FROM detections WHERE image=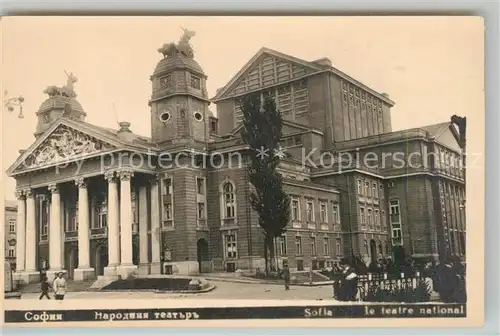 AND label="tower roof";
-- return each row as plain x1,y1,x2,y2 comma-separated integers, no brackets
153,55,205,77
